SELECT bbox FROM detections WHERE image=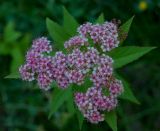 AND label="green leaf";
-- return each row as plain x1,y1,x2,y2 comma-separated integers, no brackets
63,7,79,36
10,47,24,73
4,22,21,43
115,73,140,104
119,16,134,43
72,78,92,92
96,13,105,24
46,18,70,50
107,46,156,68
76,108,84,130
48,87,71,119
5,72,20,79
66,89,75,114
0,42,11,55
19,33,31,53
105,110,117,131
